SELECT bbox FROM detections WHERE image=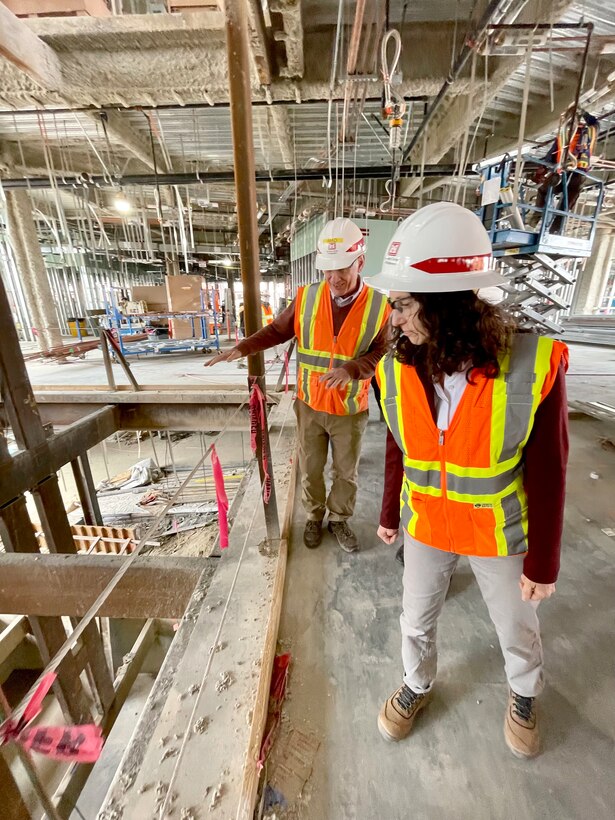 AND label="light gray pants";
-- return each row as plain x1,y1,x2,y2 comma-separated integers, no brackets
401,533,544,698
